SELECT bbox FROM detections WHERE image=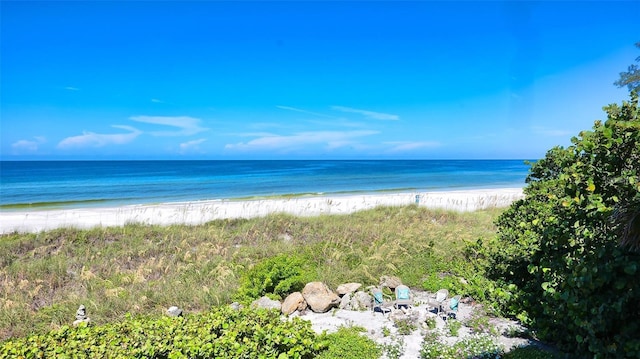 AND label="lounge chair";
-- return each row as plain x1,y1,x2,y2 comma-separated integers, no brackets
426,288,449,317
371,287,392,315
394,284,413,310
